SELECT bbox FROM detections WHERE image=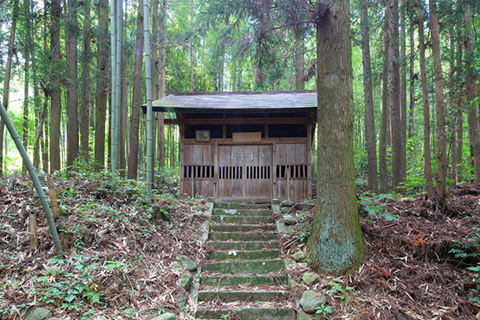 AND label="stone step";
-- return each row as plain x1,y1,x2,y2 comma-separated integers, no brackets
213,208,273,216
207,249,281,261
202,259,283,274
200,274,288,286
195,307,295,320
211,223,276,232
197,289,288,303
215,202,271,209
207,240,279,251
212,215,272,224
209,231,277,241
